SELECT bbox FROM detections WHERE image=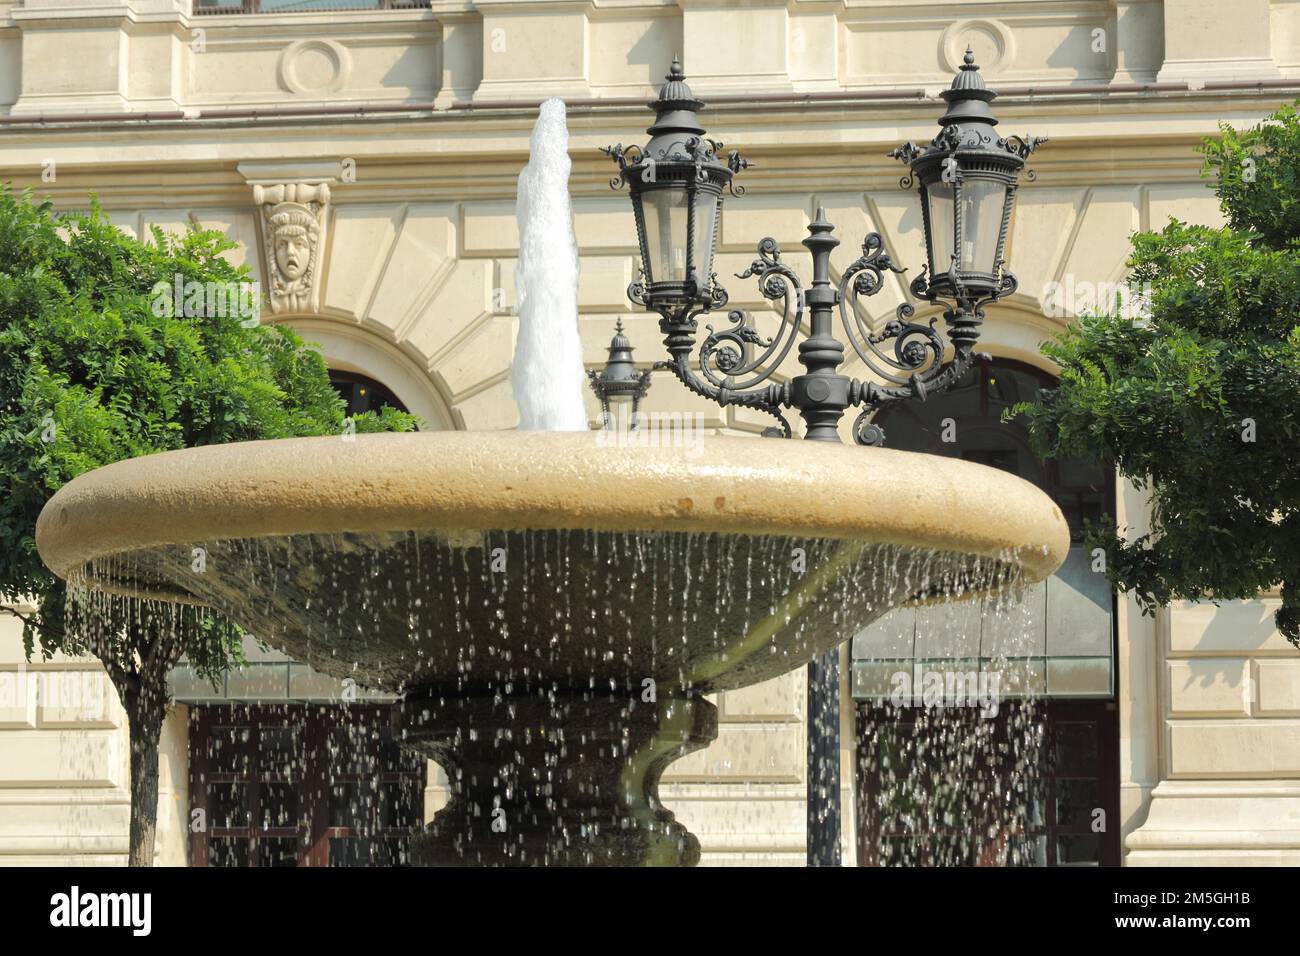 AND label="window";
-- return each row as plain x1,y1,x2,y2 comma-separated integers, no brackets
854,359,1116,700
194,0,423,14
189,705,426,867
328,369,410,418
856,700,1119,866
